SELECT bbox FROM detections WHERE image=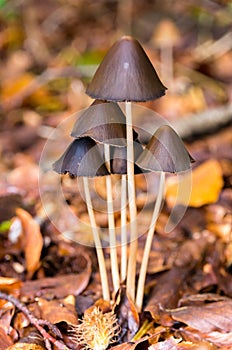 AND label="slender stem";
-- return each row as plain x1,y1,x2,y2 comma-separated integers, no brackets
104,144,120,294
83,177,110,301
121,174,127,282
125,101,137,301
135,171,165,311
